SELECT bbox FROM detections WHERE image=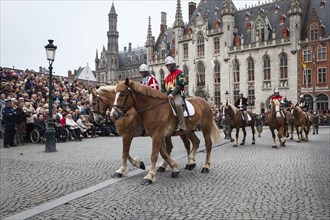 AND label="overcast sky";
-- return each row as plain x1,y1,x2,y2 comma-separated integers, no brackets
1,0,260,76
